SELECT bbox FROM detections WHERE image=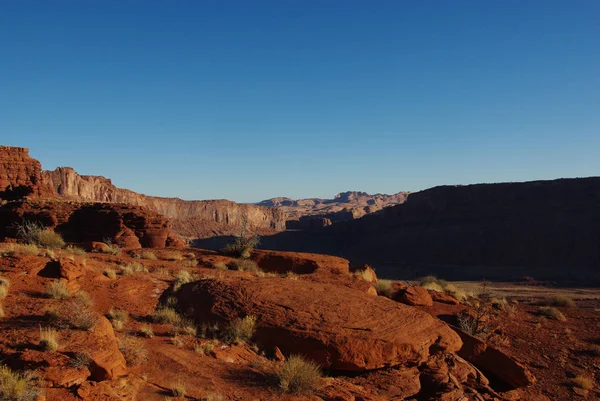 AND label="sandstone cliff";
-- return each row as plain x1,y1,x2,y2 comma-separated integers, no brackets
0,146,53,199
42,167,286,237
257,177,600,283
